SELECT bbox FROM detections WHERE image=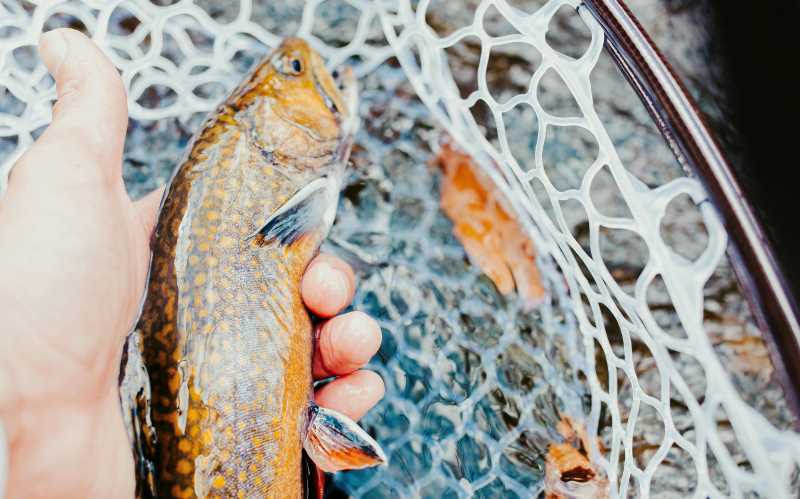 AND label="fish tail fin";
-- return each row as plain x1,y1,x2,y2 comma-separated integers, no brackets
302,402,387,472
